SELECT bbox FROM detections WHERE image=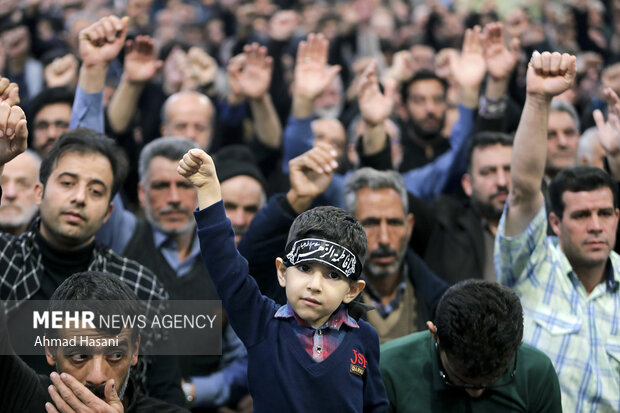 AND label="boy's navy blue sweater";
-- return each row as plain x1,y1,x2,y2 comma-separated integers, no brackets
195,201,388,412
